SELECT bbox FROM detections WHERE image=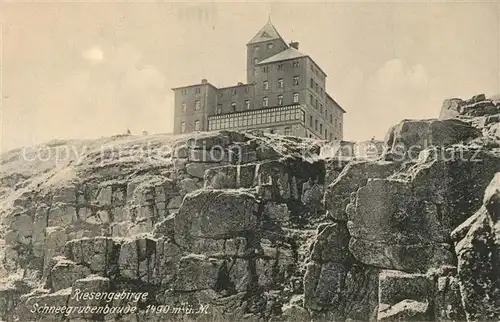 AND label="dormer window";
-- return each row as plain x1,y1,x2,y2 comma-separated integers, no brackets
267,43,274,50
